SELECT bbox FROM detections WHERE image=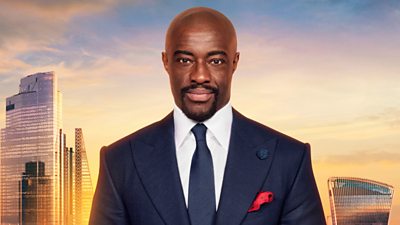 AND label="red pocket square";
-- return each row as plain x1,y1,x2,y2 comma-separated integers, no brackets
248,191,274,212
